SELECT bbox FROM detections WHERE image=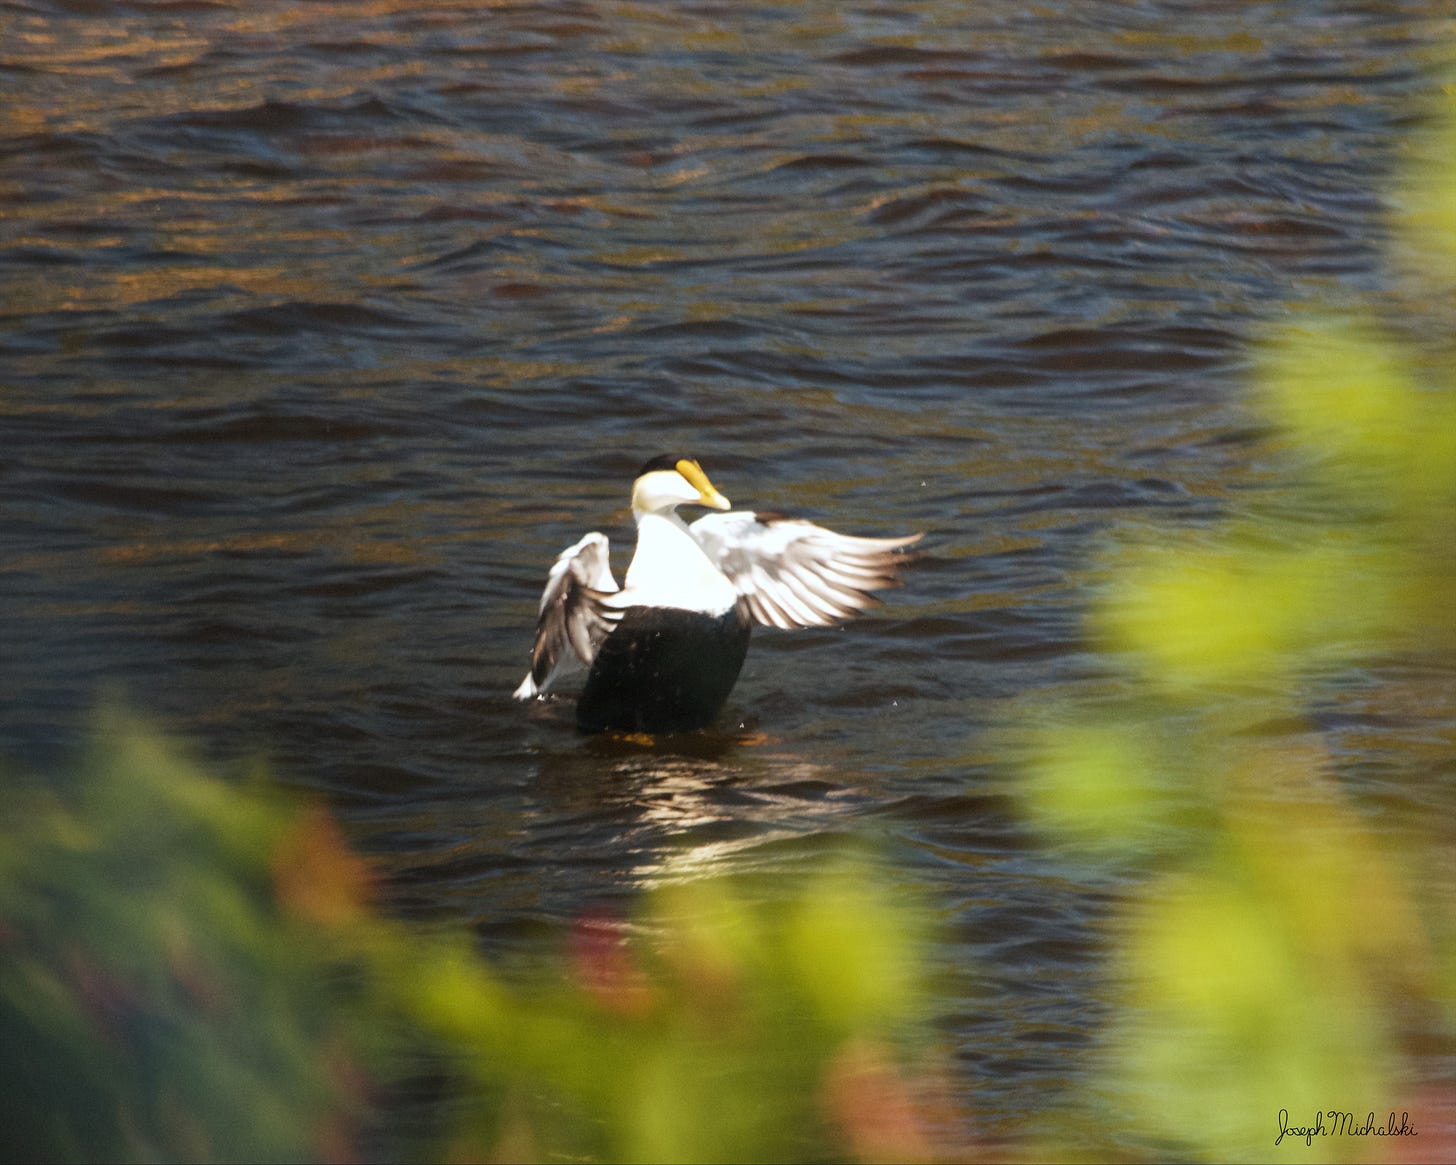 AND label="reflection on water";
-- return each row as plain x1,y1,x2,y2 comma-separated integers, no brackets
3,0,1453,1143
